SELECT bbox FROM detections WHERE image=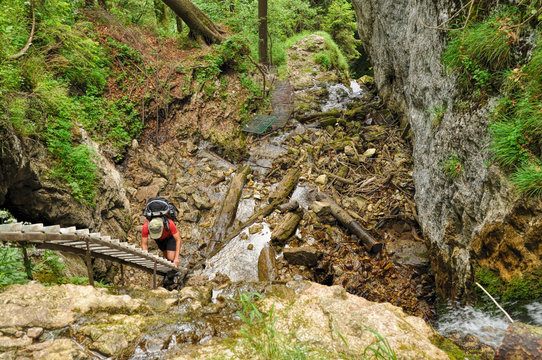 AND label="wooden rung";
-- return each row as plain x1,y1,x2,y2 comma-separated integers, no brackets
46,233,76,241
100,236,111,242
23,232,46,241
0,232,24,241
42,225,61,233
0,223,23,232
111,239,120,244
60,227,77,234
75,229,90,235
89,233,101,239
22,224,44,232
